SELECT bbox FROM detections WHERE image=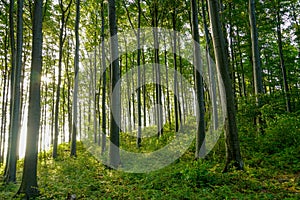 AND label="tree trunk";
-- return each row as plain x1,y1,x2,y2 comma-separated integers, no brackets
53,0,72,158
108,0,120,168
101,0,106,154
228,3,237,101
65,40,72,143
276,1,291,113
236,25,247,97
0,26,9,166
136,0,142,148
17,0,43,197
207,0,243,172
71,0,80,157
164,36,171,127
152,0,163,137
142,37,147,127
5,0,23,183
191,0,206,159
172,9,180,133
93,48,98,144
202,0,218,131
249,0,264,131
